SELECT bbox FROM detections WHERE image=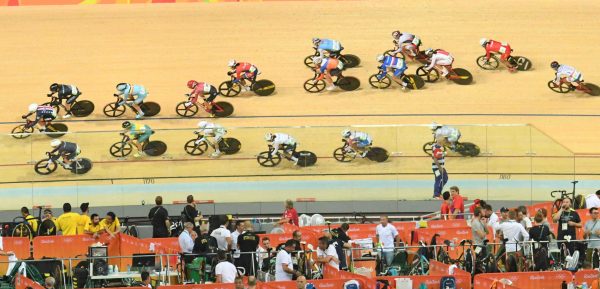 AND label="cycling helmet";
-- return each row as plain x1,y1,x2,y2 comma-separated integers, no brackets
376,55,385,62
122,121,132,129
479,38,488,47
342,129,352,138
49,83,59,92
425,48,435,56
391,31,401,39
312,38,321,45
264,133,273,141
28,103,38,112
187,80,198,89
430,122,442,131
312,56,323,64
50,139,61,148
198,120,208,129
228,59,237,68
116,83,130,92
550,61,560,70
